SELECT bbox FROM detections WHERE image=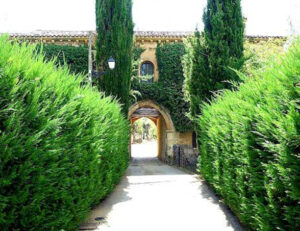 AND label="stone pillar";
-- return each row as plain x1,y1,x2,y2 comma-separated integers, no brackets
166,130,179,157
157,116,163,159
